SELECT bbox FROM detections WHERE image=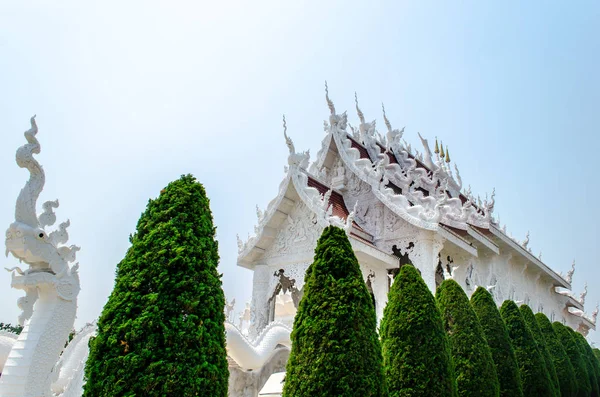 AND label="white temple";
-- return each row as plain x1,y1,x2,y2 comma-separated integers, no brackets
0,91,597,396
227,86,598,395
